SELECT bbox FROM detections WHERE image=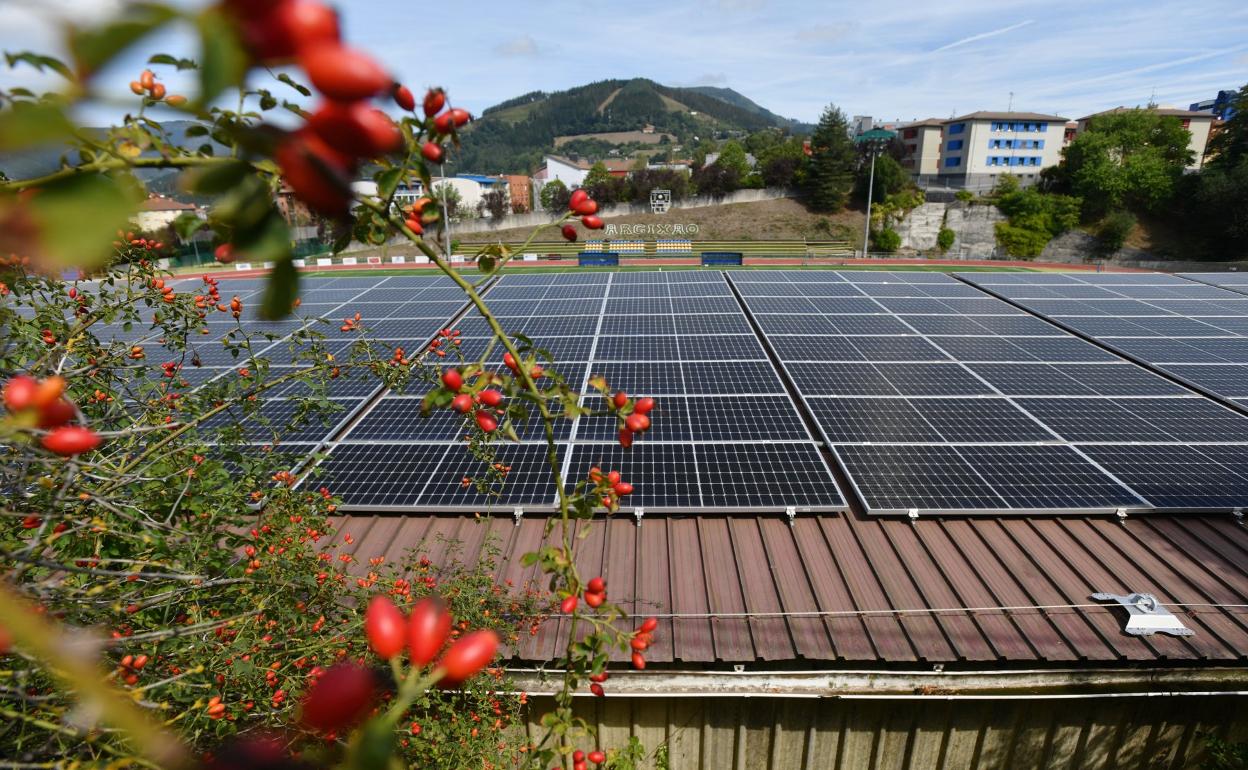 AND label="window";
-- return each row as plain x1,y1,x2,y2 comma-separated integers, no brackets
949,123,966,135
945,156,961,167
903,128,917,139
1038,122,1048,132
947,139,964,151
